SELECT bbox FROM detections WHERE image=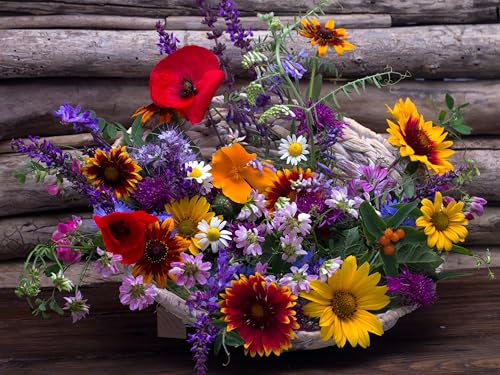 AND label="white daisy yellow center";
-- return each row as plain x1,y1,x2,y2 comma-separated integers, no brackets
206,227,221,242
288,142,303,157
188,167,203,179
